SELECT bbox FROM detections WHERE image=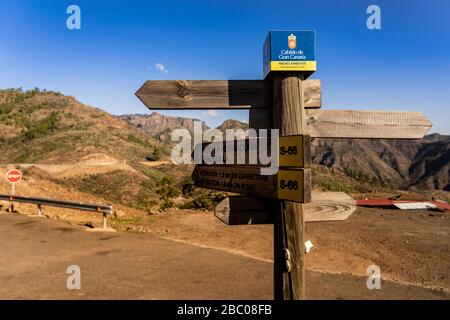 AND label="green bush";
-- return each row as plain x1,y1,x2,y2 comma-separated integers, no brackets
160,199,175,210
143,168,165,180
136,188,158,211
146,147,163,161
180,177,195,196
180,192,226,210
126,134,151,148
20,112,59,142
156,176,181,210
319,180,357,193
12,87,41,103
0,103,13,114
